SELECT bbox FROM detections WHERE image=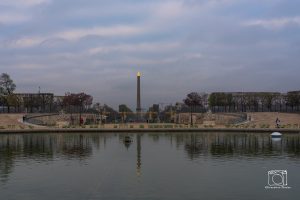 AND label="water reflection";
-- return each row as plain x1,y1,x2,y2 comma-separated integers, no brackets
119,134,142,176
136,134,142,177
0,134,109,183
180,133,300,159
1,132,300,183
121,135,133,149
61,135,92,159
